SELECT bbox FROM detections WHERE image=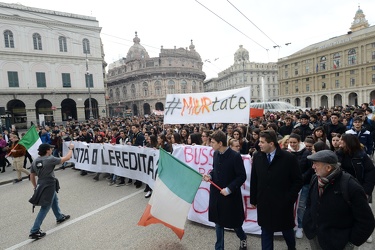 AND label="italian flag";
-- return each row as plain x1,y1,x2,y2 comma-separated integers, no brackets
138,149,202,239
18,125,42,159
